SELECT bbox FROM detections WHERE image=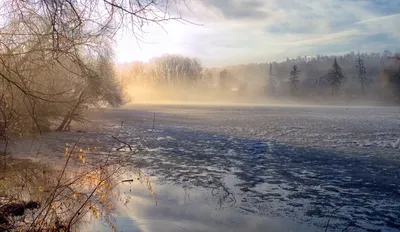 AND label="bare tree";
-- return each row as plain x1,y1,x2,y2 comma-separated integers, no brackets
56,49,127,131
149,55,203,86
0,0,189,136
219,69,233,91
